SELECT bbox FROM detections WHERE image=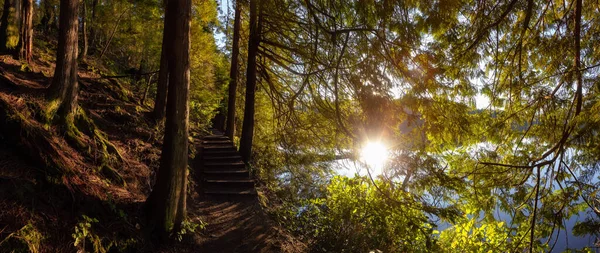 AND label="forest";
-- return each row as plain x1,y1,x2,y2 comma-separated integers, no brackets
0,0,599,252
